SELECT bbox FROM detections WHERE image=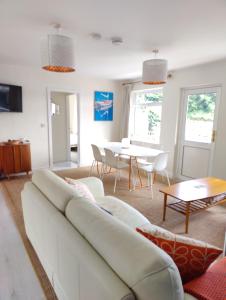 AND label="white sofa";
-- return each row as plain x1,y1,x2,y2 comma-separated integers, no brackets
21,169,196,300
